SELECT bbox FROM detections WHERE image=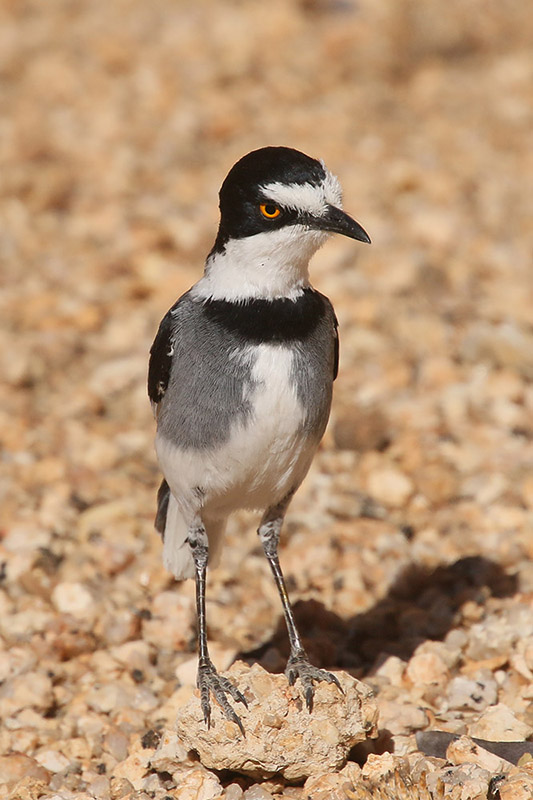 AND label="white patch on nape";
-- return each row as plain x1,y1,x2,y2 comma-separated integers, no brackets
191,224,329,302
320,162,344,207
261,167,343,216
